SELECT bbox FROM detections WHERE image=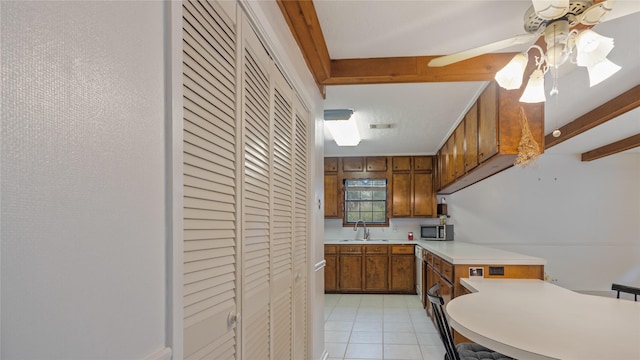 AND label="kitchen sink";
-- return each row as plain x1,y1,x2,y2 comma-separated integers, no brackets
339,239,389,242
